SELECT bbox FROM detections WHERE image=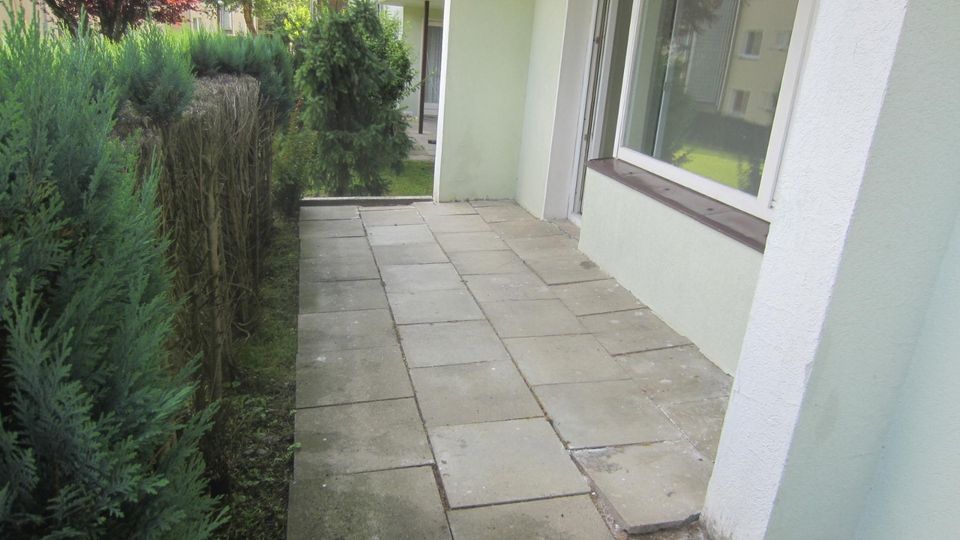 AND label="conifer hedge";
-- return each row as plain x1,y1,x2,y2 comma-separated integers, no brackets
0,16,223,538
